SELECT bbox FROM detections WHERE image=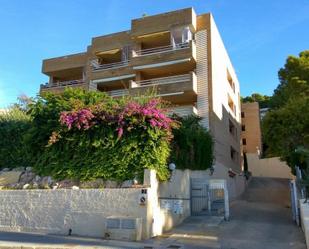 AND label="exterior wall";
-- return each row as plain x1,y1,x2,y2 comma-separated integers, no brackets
42,53,87,74
131,8,196,38
0,188,149,239
196,29,210,129
208,15,241,171
190,163,246,200
247,153,294,179
157,170,191,231
241,102,262,154
299,199,309,249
